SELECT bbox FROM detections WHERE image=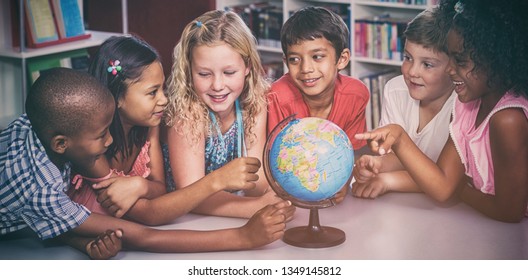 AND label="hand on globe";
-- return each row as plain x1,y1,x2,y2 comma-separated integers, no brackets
239,200,293,248
210,157,261,192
